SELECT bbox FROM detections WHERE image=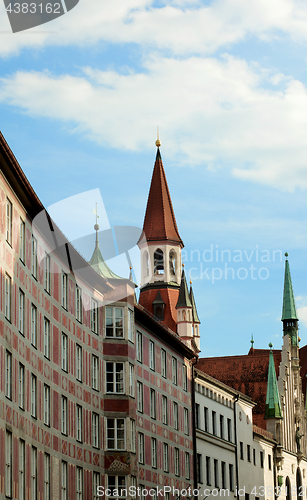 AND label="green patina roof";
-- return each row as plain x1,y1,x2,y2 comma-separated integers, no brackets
281,258,298,321
89,236,123,280
265,349,282,419
189,284,200,323
176,269,192,309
